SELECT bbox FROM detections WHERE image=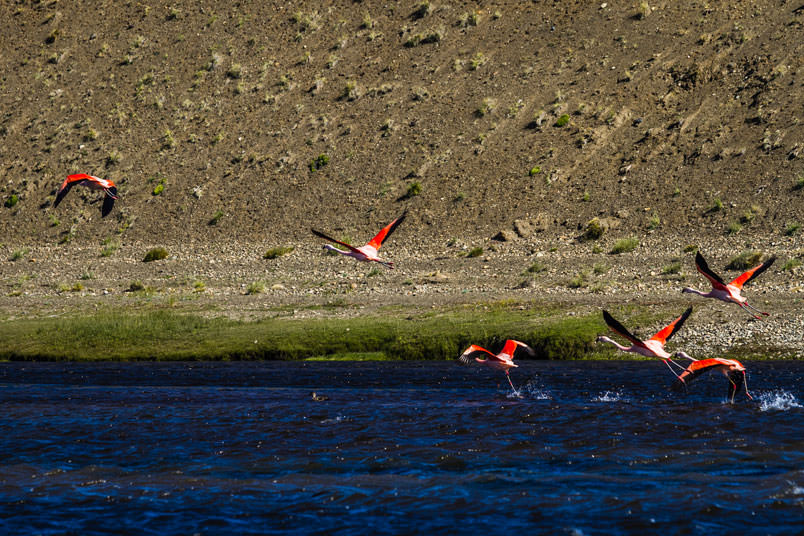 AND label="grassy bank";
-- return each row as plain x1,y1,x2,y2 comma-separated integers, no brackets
0,305,607,361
